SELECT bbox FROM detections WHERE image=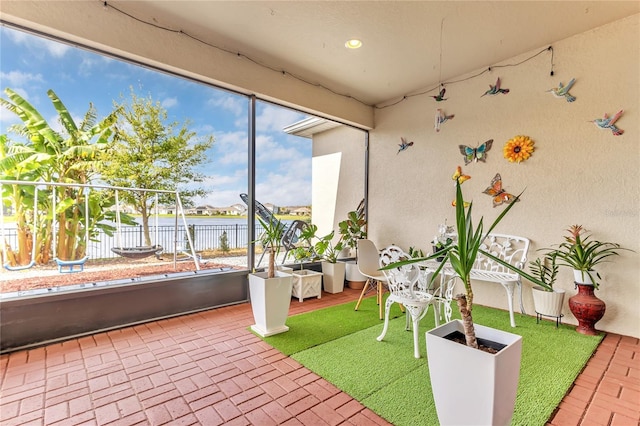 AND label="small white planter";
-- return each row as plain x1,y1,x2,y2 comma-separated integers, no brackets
427,320,522,426
573,269,595,285
291,269,323,302
248,271,293,337
532,286,565,318
321,261,346,294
